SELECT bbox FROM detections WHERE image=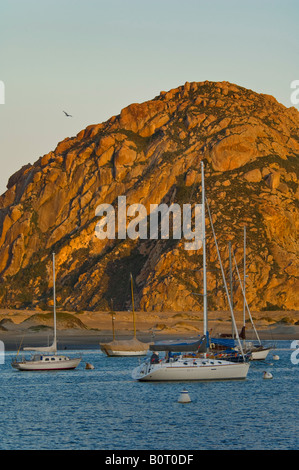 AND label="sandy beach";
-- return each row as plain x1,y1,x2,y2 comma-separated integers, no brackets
0,308,298,351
